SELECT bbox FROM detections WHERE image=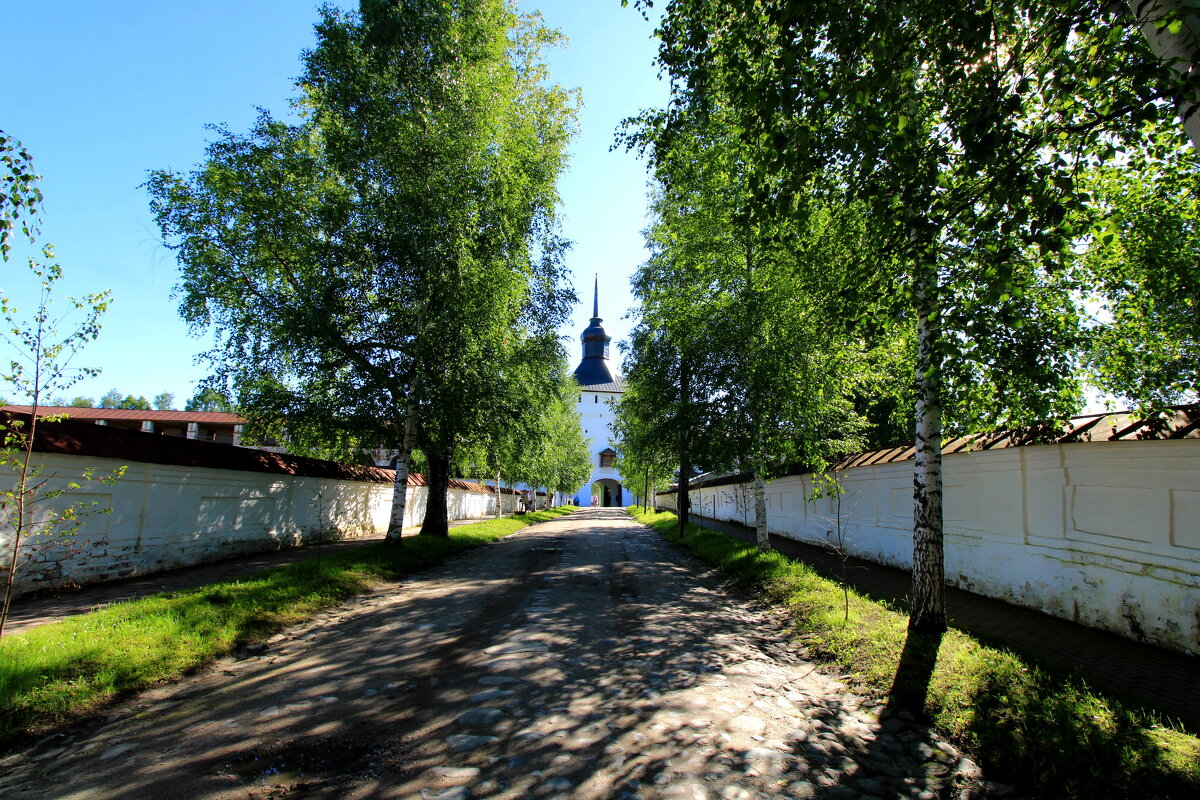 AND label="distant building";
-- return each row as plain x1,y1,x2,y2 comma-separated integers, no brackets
572,280,630,507
0,406,281,451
